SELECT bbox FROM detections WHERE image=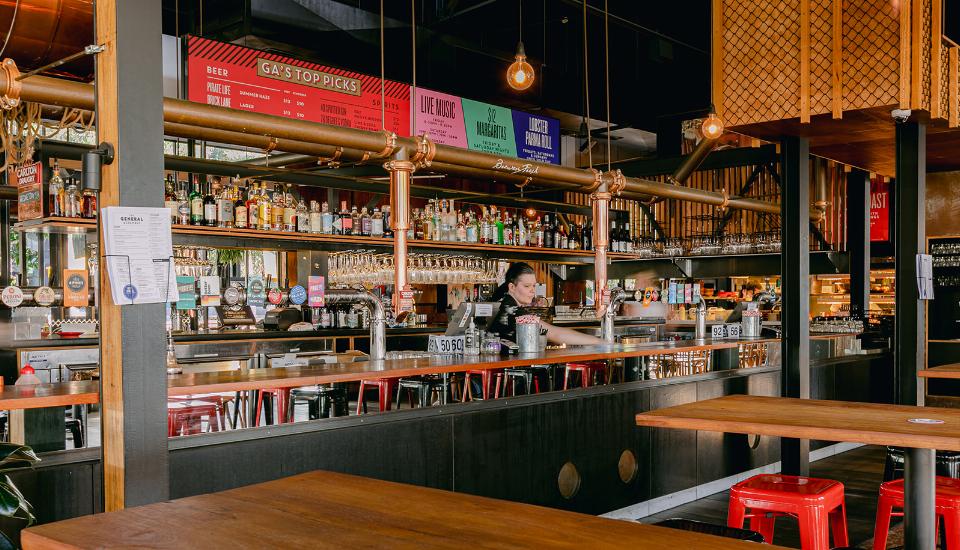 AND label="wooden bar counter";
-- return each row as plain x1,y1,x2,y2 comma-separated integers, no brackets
0,340,761,407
